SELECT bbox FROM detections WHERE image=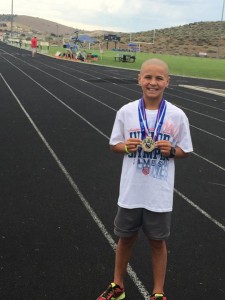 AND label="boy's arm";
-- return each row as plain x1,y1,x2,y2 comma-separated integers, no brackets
155,140,190,159
172,146,189,158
